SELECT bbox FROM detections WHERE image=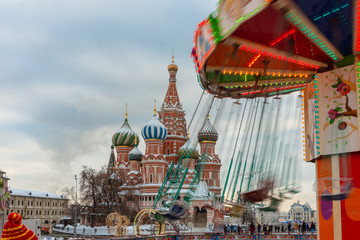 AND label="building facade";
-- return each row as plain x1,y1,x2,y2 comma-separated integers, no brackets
6,188,69,230
288,201,316,223
0,170,10,233
108,58,222,224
